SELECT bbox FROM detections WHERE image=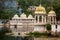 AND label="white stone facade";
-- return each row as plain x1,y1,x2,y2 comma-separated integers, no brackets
9,4,60,33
